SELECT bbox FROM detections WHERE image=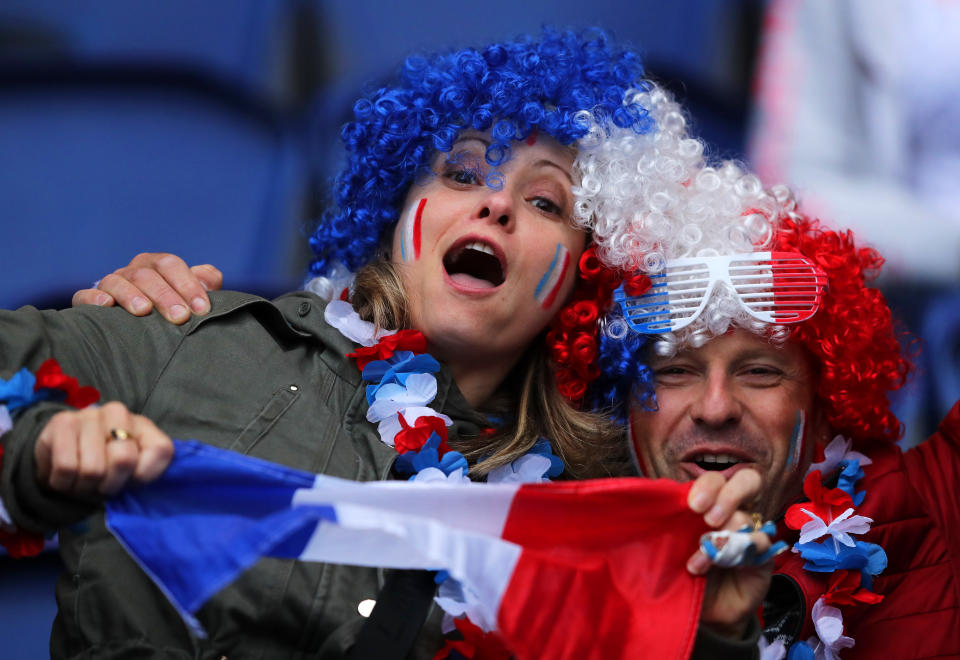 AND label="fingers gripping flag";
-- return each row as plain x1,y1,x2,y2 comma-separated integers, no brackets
106,441,709,660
